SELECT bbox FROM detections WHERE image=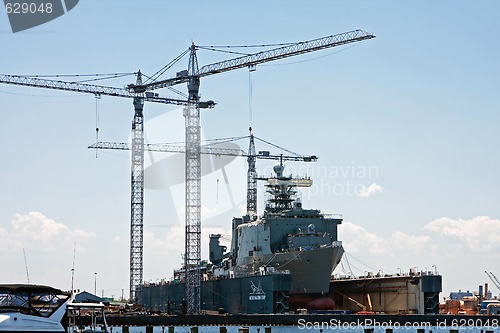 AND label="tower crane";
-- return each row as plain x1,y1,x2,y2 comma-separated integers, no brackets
88,128,317,219
244,127,318,219
2,28,375,312
0,71,214,302
127,29,374,313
